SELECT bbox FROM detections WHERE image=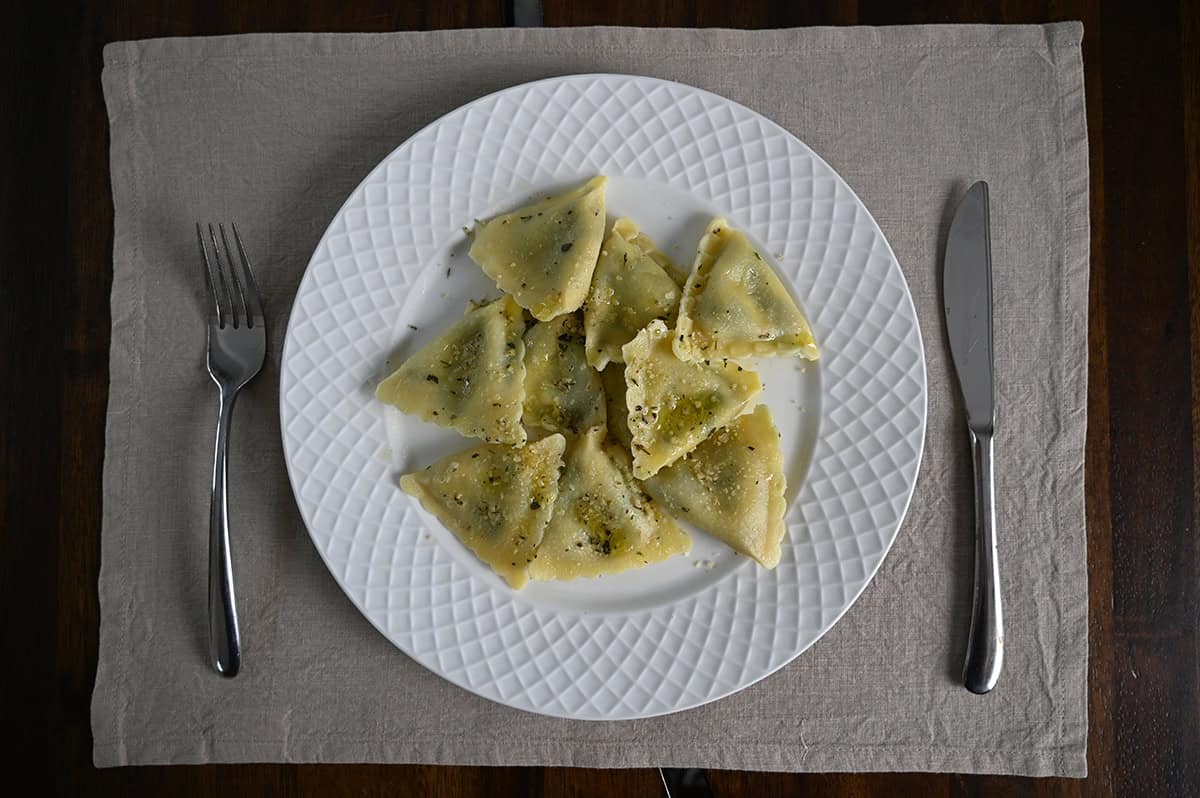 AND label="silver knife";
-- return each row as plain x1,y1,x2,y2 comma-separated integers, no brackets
943,181,1003,694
